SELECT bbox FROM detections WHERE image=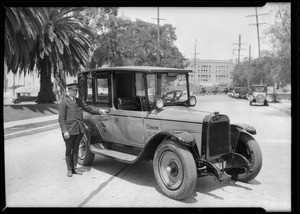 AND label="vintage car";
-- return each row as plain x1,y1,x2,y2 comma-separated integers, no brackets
12,92,37,104
77,66,262,200
249,85,269,106
238,87,248,99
